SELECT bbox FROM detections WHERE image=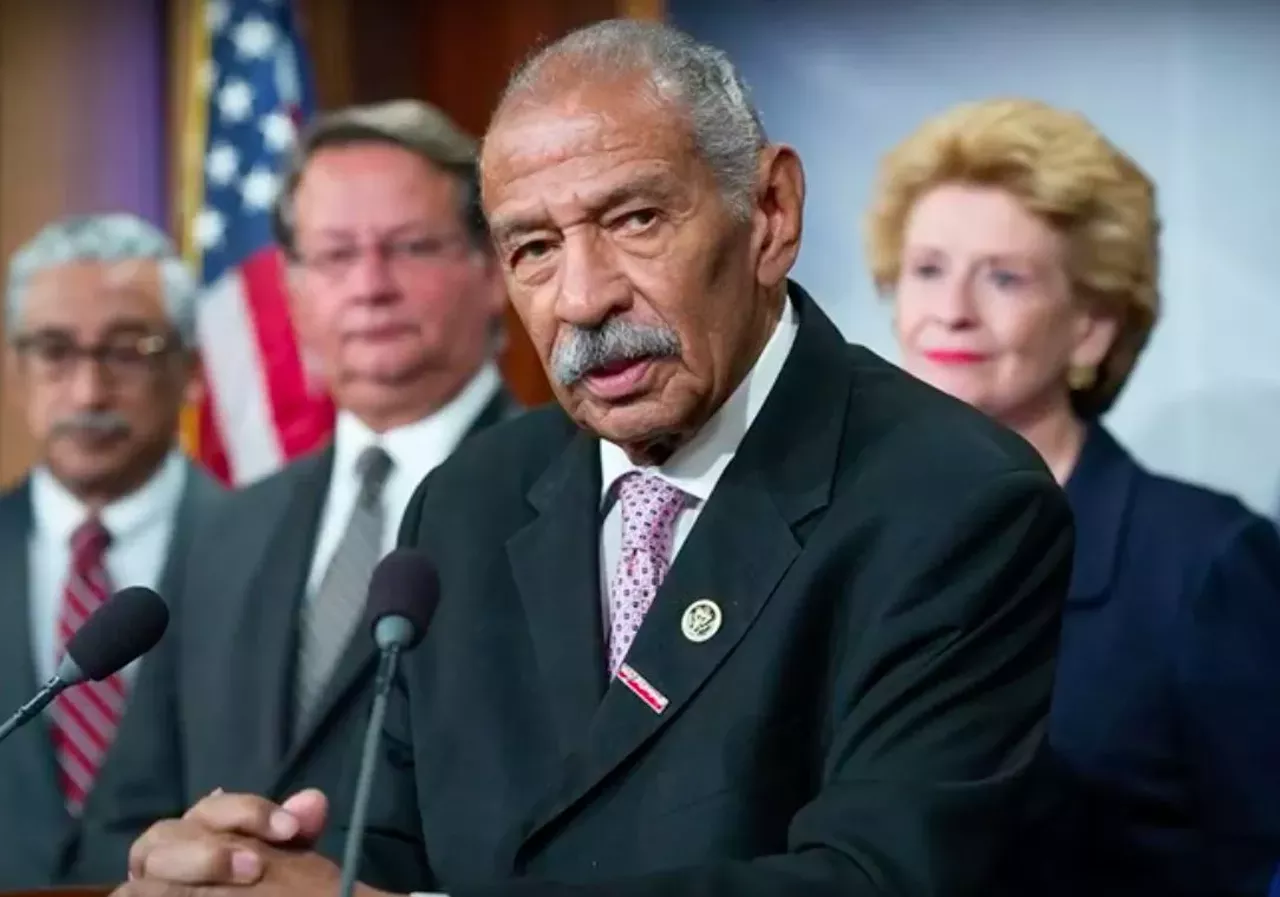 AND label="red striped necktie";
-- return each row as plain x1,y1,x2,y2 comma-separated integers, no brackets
48,517,124,815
